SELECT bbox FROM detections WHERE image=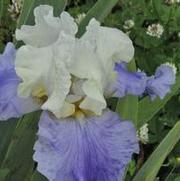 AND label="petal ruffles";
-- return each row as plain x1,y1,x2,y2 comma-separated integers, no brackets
16,5,77,47
108,63,147,98
34,110,139,181
146,63,176,100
